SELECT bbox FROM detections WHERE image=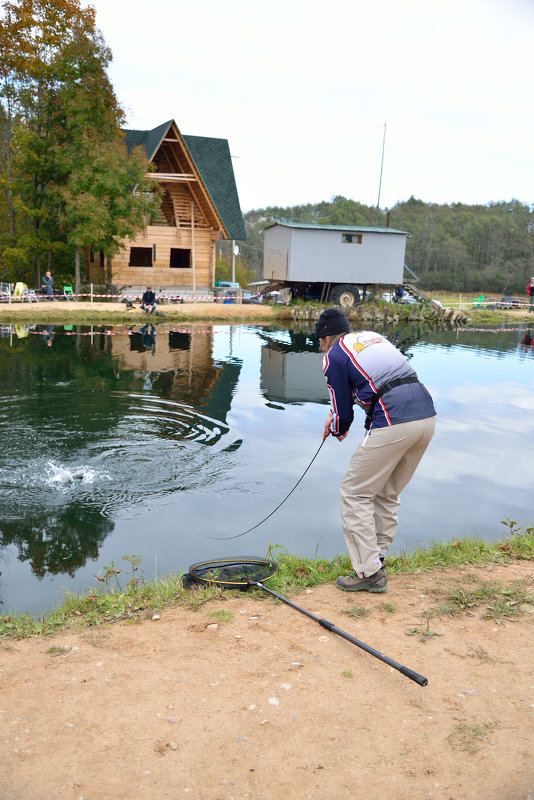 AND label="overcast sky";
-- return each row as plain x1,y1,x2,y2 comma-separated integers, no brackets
89,0,533,214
